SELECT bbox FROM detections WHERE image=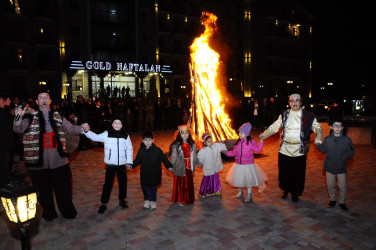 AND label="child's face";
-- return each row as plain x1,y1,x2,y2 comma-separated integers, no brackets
180,130,189,141
112,120,122,130
204,138,213,147
239,131,247,139
143,138,154,149
332,122,343,136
